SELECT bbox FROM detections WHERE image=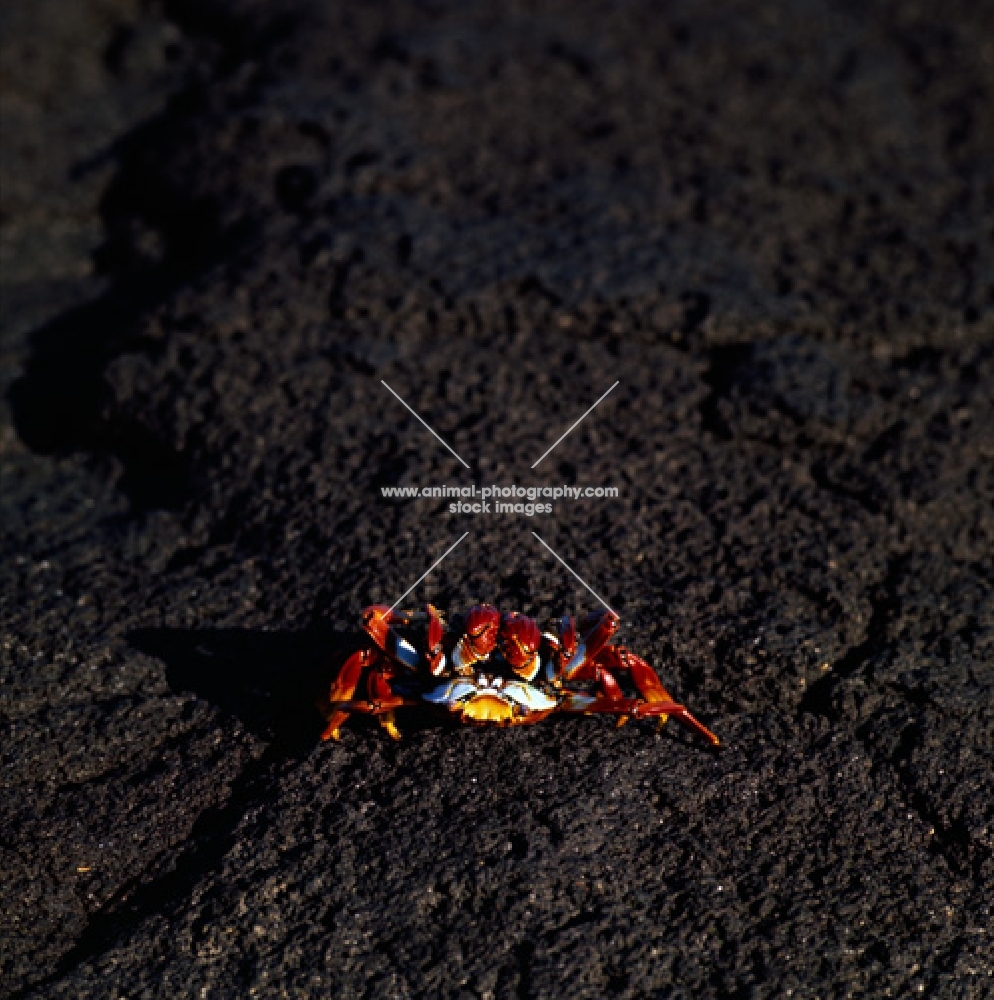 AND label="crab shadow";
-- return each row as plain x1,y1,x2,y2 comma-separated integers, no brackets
128,625,449,756
130,625,350,755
